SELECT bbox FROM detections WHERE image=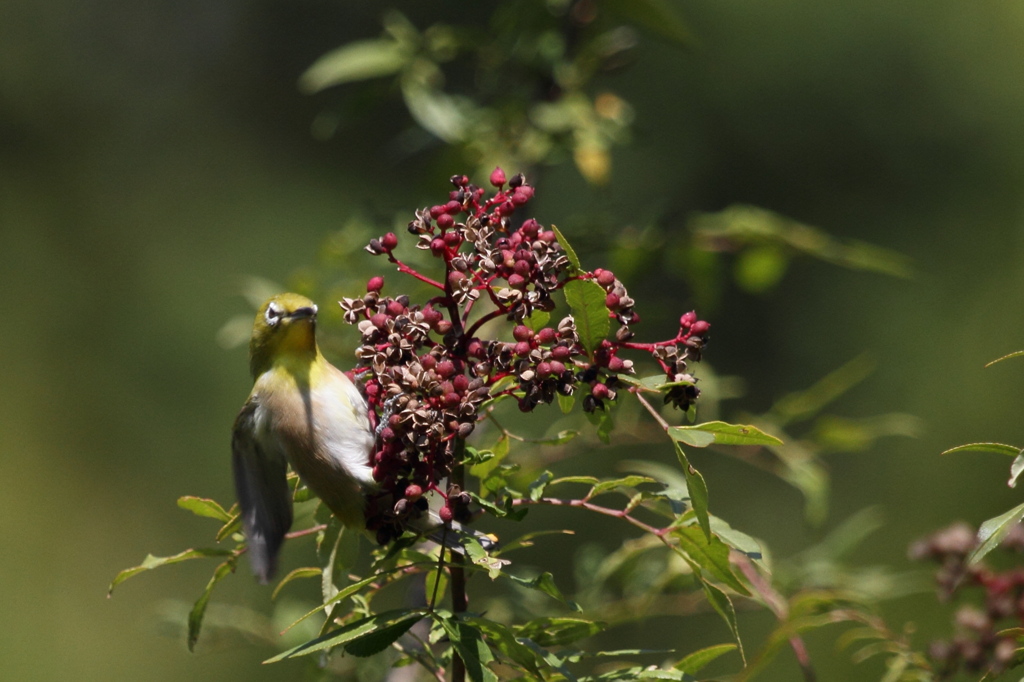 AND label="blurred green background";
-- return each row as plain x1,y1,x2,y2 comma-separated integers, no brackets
4,0,1024,680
